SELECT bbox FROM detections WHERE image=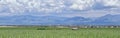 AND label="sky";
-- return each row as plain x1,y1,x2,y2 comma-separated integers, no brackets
0,0,120,25
0,0,120,18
